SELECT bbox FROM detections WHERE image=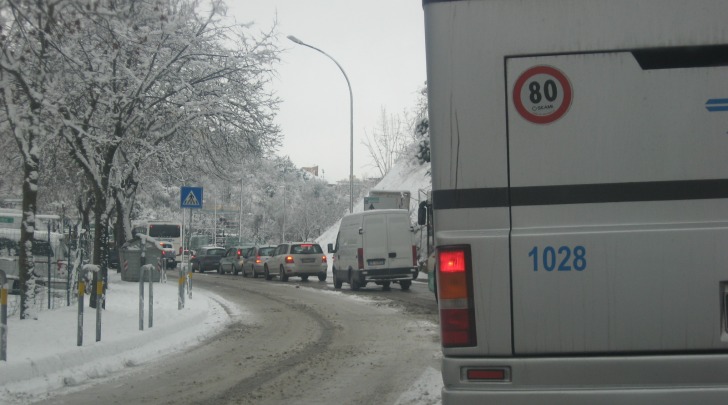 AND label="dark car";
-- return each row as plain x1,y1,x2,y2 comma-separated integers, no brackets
190,246,226,273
